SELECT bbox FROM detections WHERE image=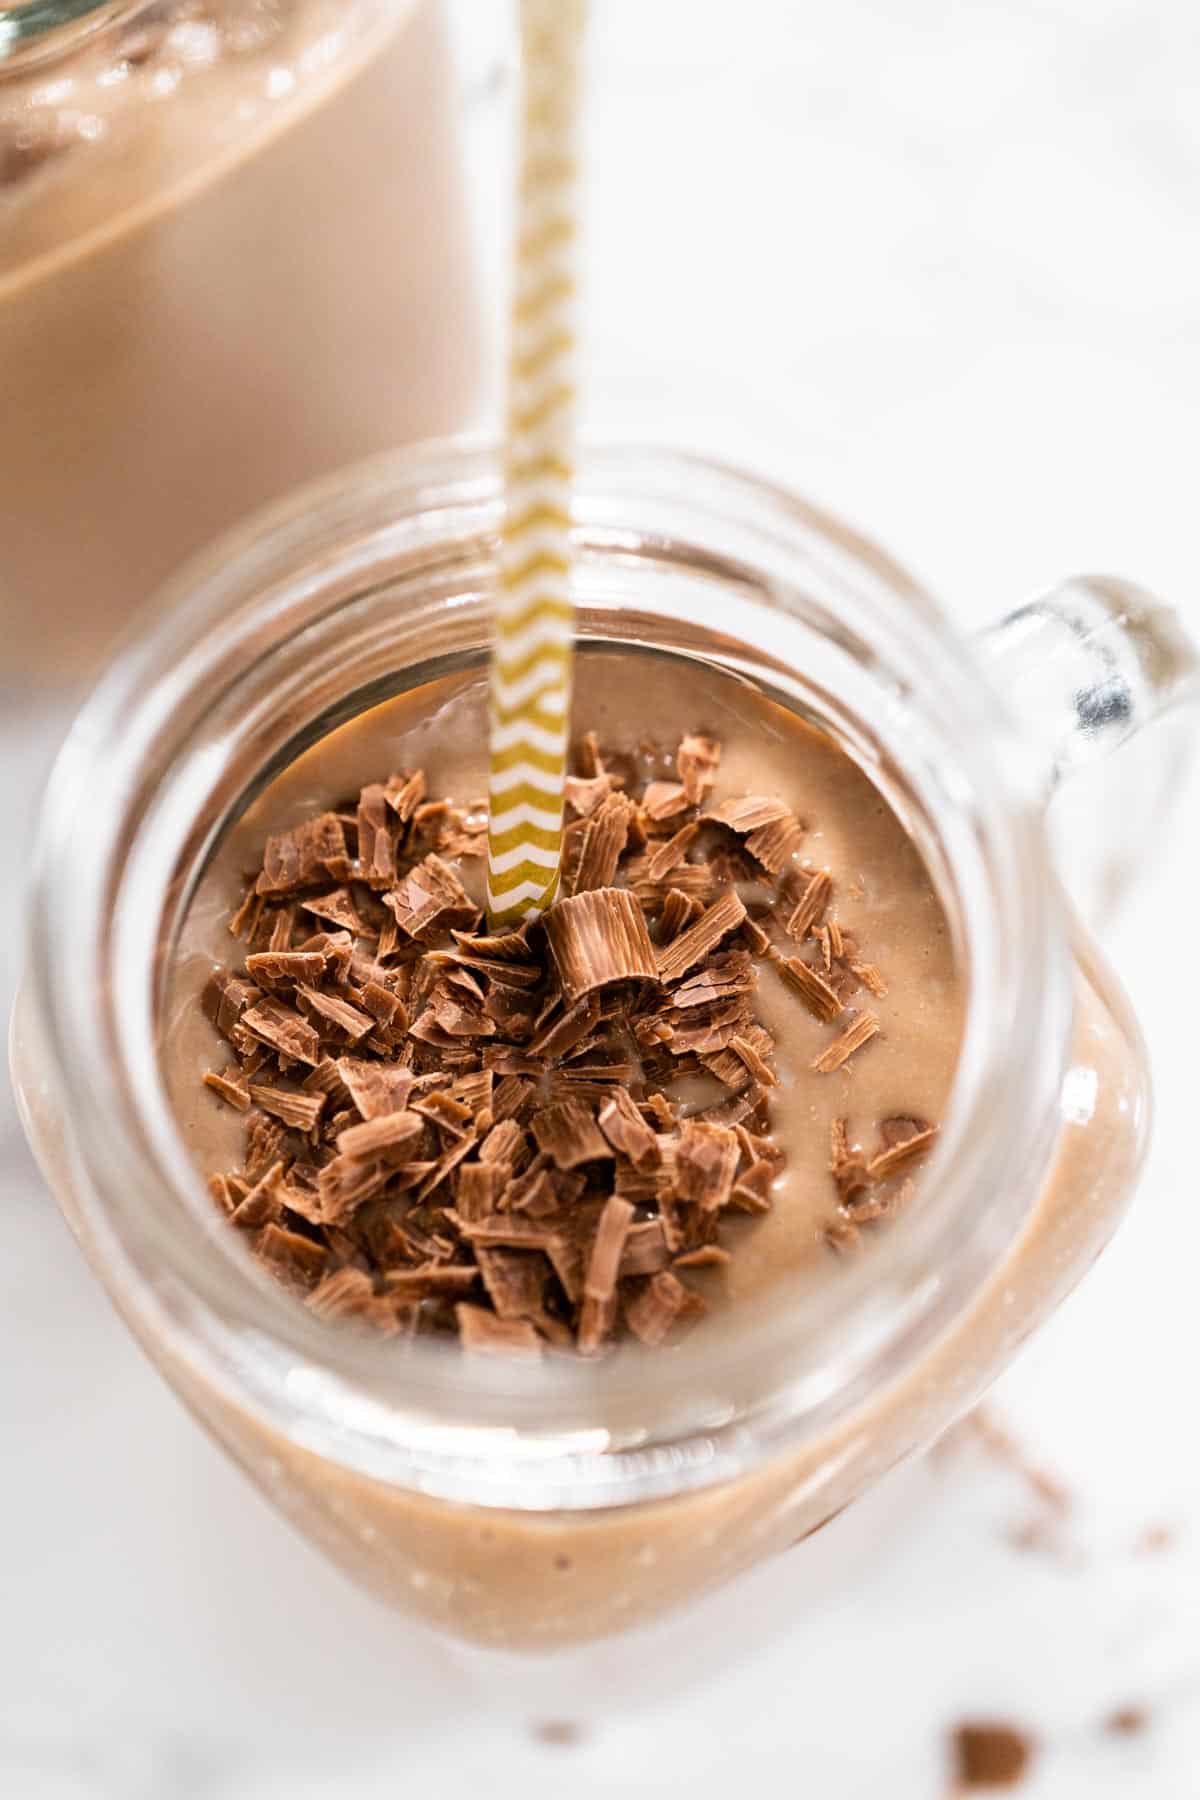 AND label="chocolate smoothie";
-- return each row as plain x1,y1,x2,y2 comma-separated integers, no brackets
0,0,479,681
148,649,1144,1647
166,652,966,1326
